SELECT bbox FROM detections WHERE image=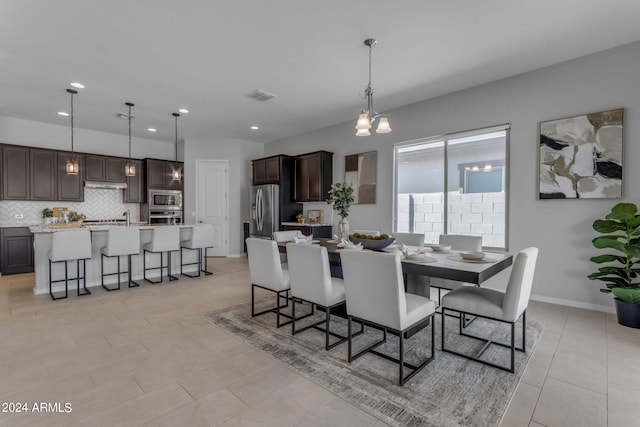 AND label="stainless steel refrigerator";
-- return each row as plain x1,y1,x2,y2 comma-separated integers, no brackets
250,184,280,238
